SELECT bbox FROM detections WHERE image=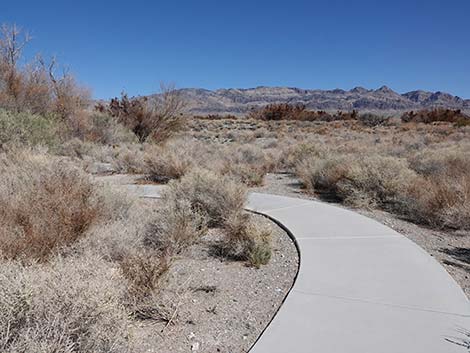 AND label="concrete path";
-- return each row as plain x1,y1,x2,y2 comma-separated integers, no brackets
124,184,470,352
